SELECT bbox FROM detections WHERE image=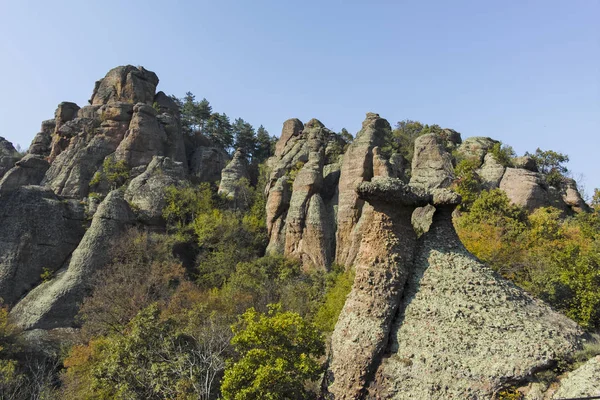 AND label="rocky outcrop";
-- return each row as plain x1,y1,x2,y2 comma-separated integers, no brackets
125,156,186,224
561,178,590,213
368,192,583,399
265,118,342,268
335,113,393,267
90,65,158,106
326,179,430,399
456,136,498,163
0,186,85,305
500,168,550,212
477,152,506,190
218,149,250,206
409,133,455,190
28,120,55,157
188,145,229,183
114,103,186,169
0,154,49,193
0,137,18,178
552,356,600,398
10,190,135,330
48,102,81,160
514,156,538,172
